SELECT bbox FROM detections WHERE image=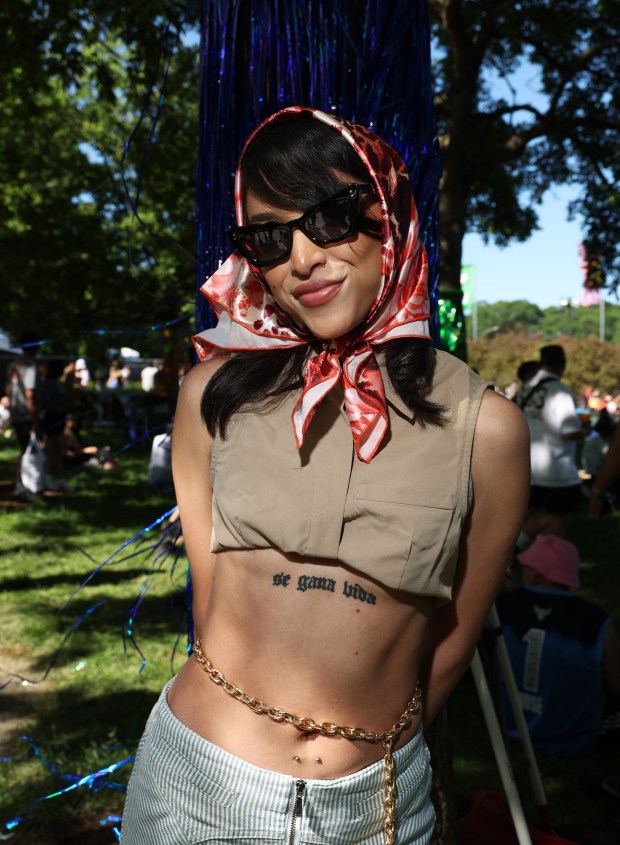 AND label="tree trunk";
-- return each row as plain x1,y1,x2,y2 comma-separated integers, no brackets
438,78,476,292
